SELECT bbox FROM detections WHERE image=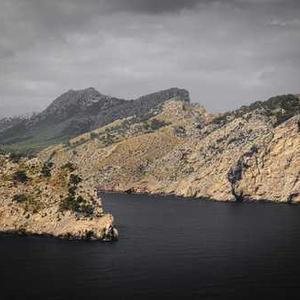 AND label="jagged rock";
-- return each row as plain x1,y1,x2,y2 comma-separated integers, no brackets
102,225,119,242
